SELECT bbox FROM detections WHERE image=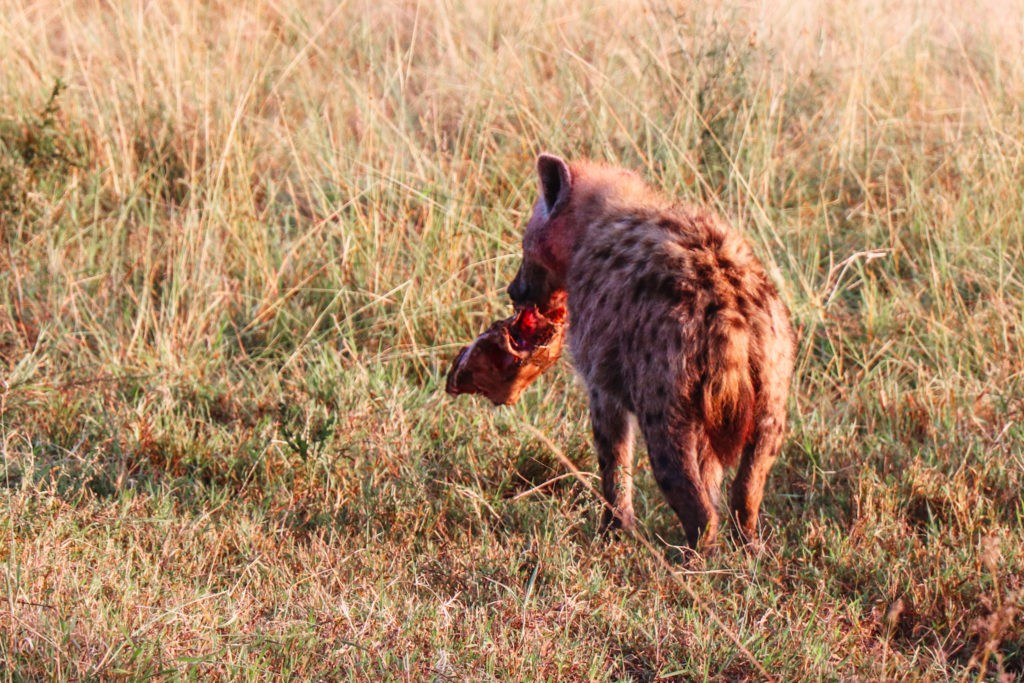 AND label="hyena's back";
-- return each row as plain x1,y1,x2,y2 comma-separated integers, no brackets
567,205,795,544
